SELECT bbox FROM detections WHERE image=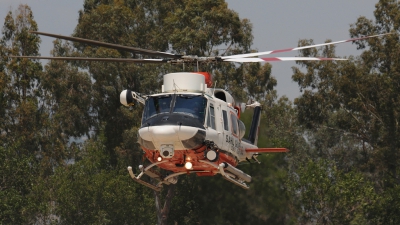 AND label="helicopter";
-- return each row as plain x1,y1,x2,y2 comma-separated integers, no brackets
13,31,390,191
